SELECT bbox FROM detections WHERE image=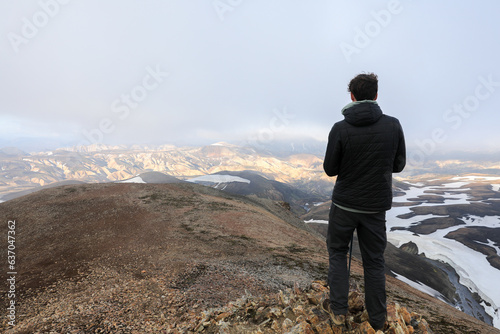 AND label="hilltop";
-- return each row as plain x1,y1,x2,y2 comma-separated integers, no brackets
1,183,499,333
